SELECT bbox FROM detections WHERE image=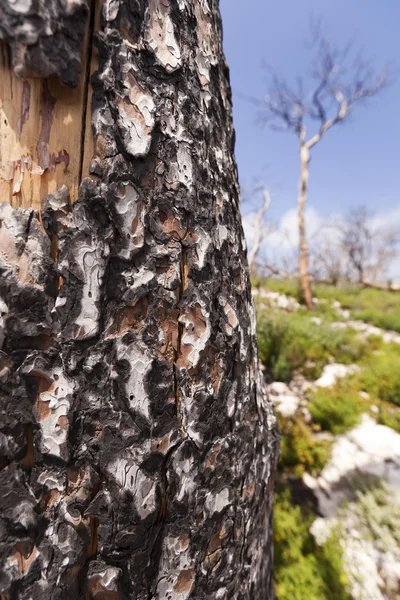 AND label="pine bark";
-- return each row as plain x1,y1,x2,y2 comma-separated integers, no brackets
0,2,279,599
